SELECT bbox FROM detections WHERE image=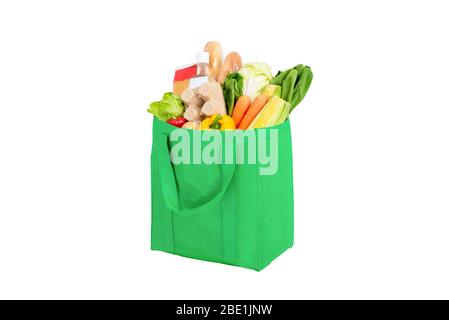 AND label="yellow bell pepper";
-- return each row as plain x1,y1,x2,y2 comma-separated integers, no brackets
200,114,235,130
